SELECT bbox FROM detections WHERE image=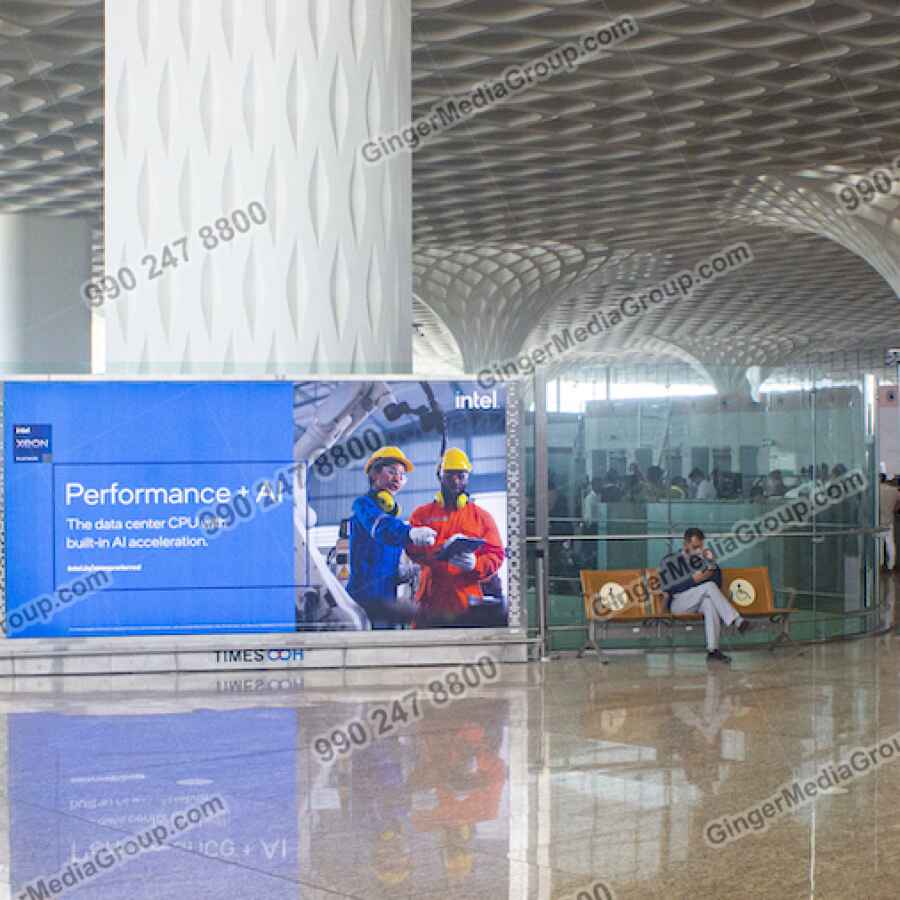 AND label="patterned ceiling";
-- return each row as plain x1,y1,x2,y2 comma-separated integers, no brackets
2,1,900,382
0,0,101,216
